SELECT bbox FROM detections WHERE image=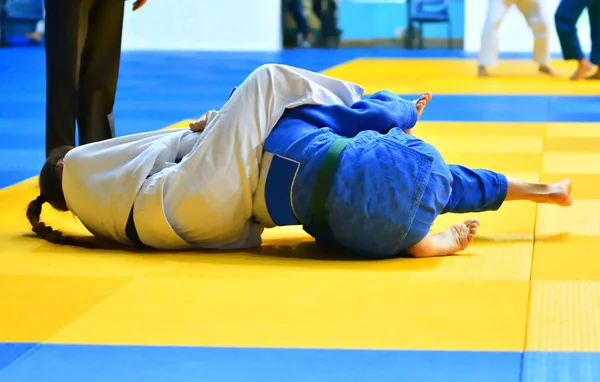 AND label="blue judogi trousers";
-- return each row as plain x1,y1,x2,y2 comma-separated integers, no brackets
555,0,600,65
